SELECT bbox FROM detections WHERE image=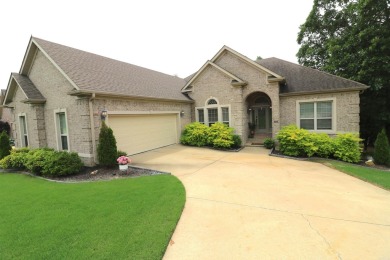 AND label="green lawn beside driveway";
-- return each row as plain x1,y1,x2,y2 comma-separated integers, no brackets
320,160,390,190
0,173,185,259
